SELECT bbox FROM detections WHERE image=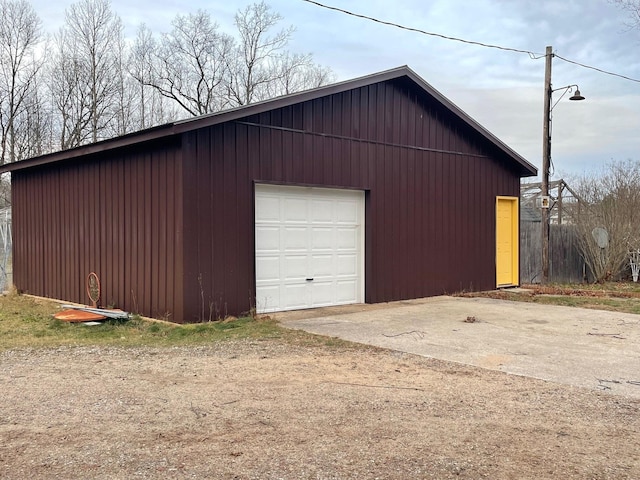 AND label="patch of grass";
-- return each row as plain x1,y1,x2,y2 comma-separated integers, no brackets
460,282,640,315
0,292,307,351
0,292,371,352
549,281,640,294
20,281,640,352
